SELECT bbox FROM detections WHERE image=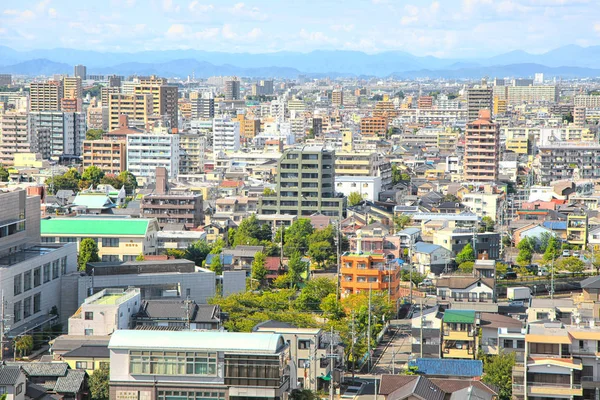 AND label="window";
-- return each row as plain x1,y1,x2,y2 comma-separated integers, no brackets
33,293,41,313
298,340,310,349
59,237,76,243
0,387,5,395
22,296,32,319
536,312,549,320
76,361,88,369
130,351,218,376
102,255,120,262
16,383,23,395
13,274,22,296
517,340,525,349
34,267,41,287
43,263,51,283
102,238,119,247
99,362,109,369
157,391,224,400
52,260,59,279
503,339,514,349
13,301,21,323
123,255,137,262
85,312,93,320
85,329,94,336
23,270,32,291
298,359,309,368
60,257,67,275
